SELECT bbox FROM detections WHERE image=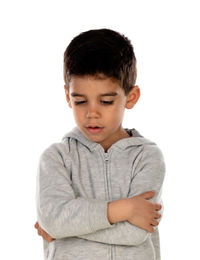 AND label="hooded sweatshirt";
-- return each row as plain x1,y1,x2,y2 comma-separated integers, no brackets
36,126,165,260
